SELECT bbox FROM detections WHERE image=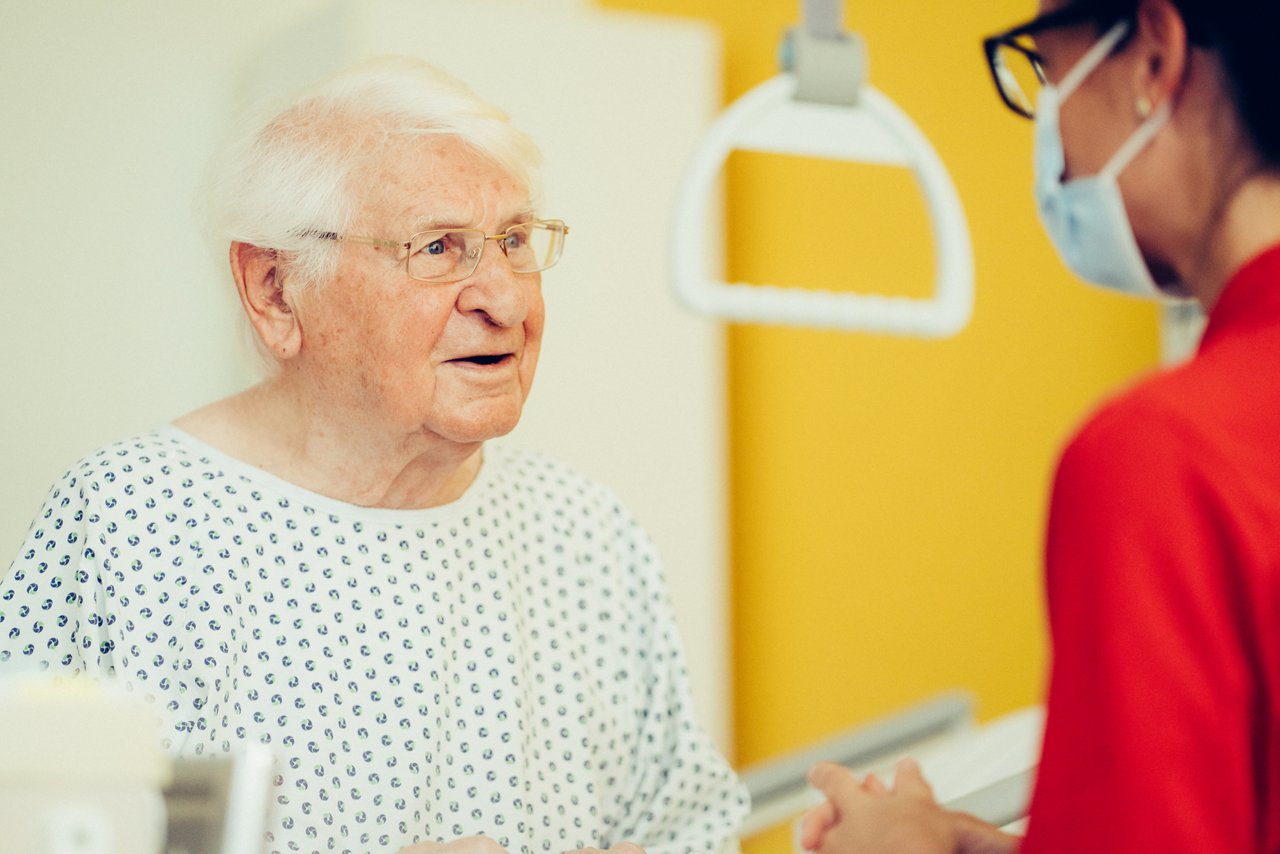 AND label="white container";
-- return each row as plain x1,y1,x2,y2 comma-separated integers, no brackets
0,674,171,854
